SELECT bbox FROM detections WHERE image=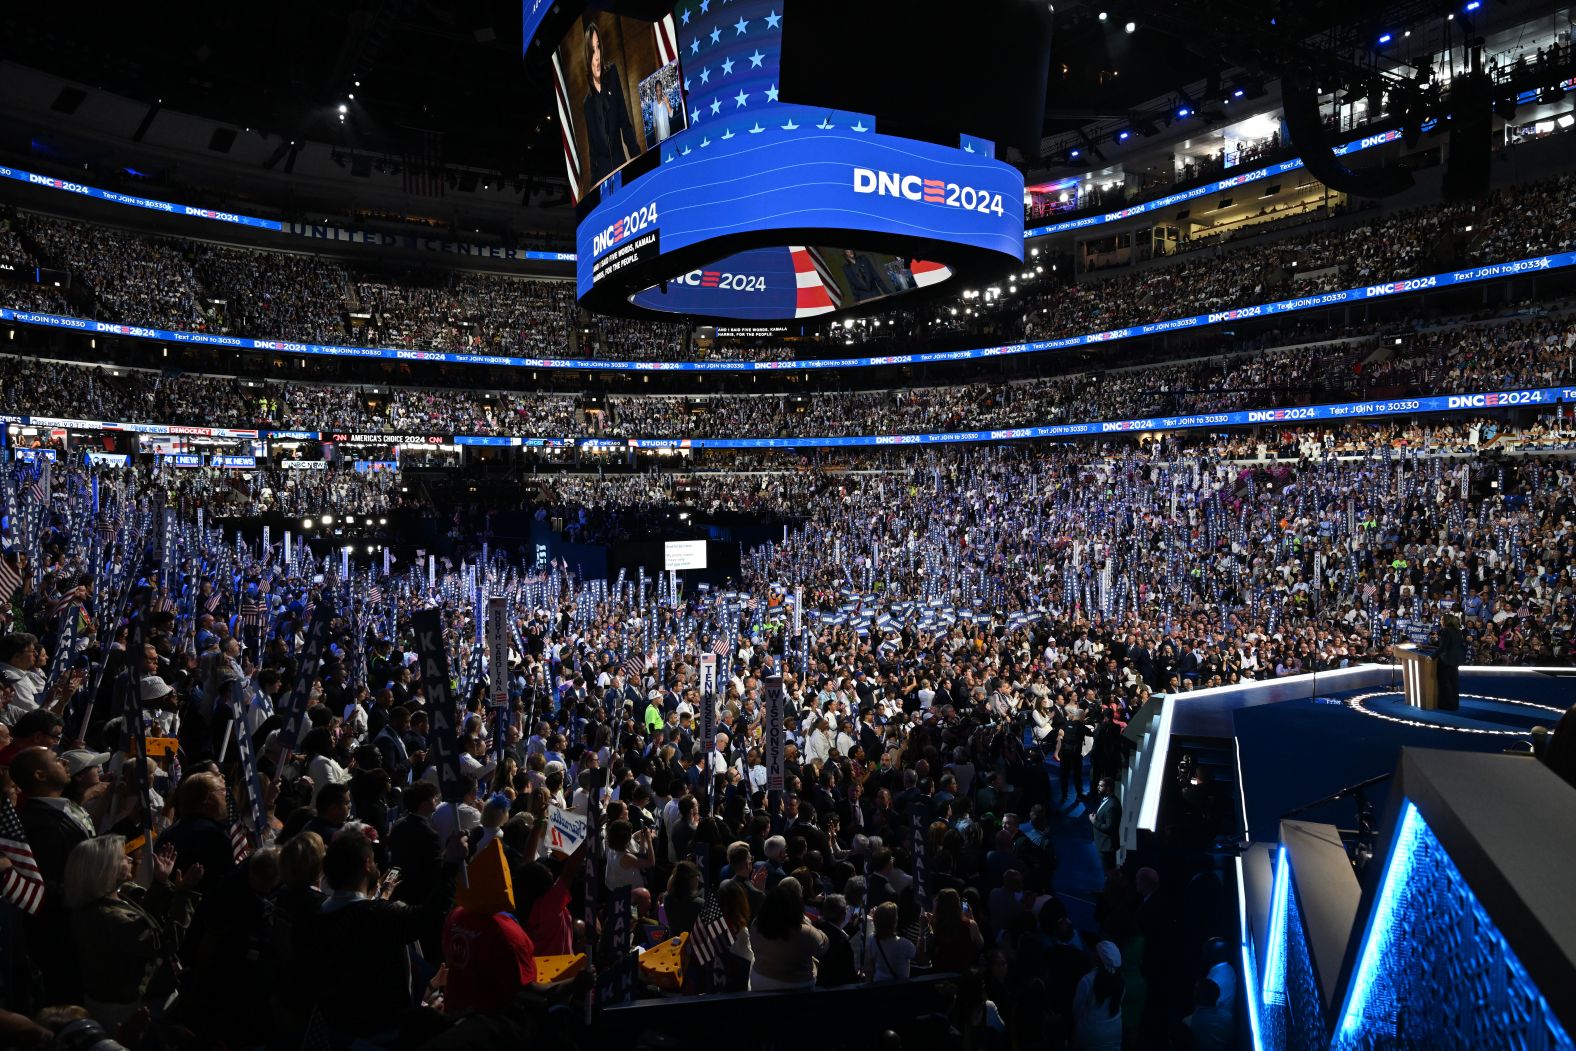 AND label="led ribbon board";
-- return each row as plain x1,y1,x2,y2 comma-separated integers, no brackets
572,0,1024,320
